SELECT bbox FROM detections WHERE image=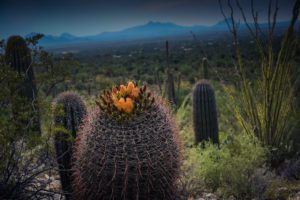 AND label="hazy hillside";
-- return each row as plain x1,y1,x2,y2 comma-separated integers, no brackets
26,20,298,49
